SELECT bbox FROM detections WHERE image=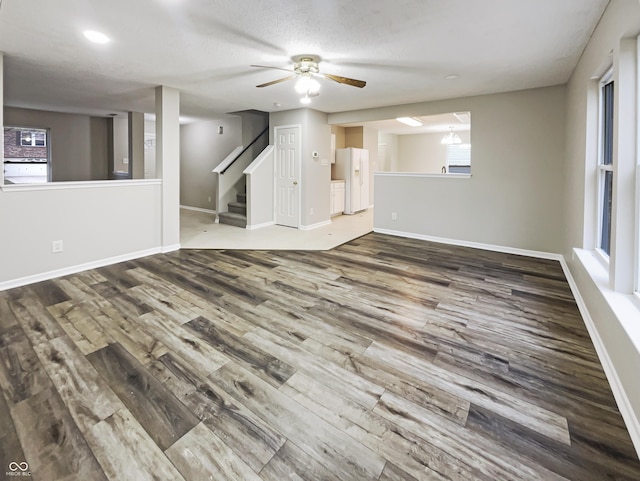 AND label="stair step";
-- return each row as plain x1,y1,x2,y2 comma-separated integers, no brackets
237,193,246,203
218,211,247,228
228,201,247,215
